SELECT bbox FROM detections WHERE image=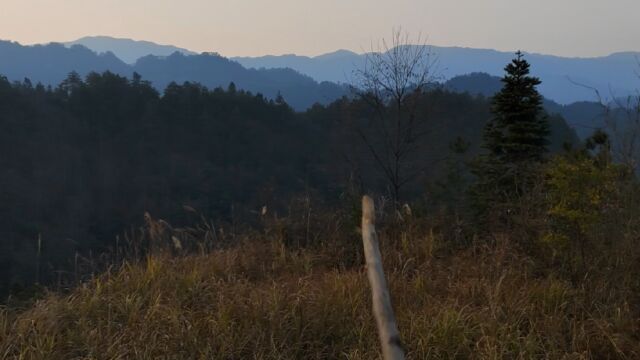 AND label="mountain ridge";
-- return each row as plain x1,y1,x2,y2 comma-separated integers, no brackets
234,46,640,105
64,36,197,64
51,36,640,105
0,40,347,110
0,39,611,133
